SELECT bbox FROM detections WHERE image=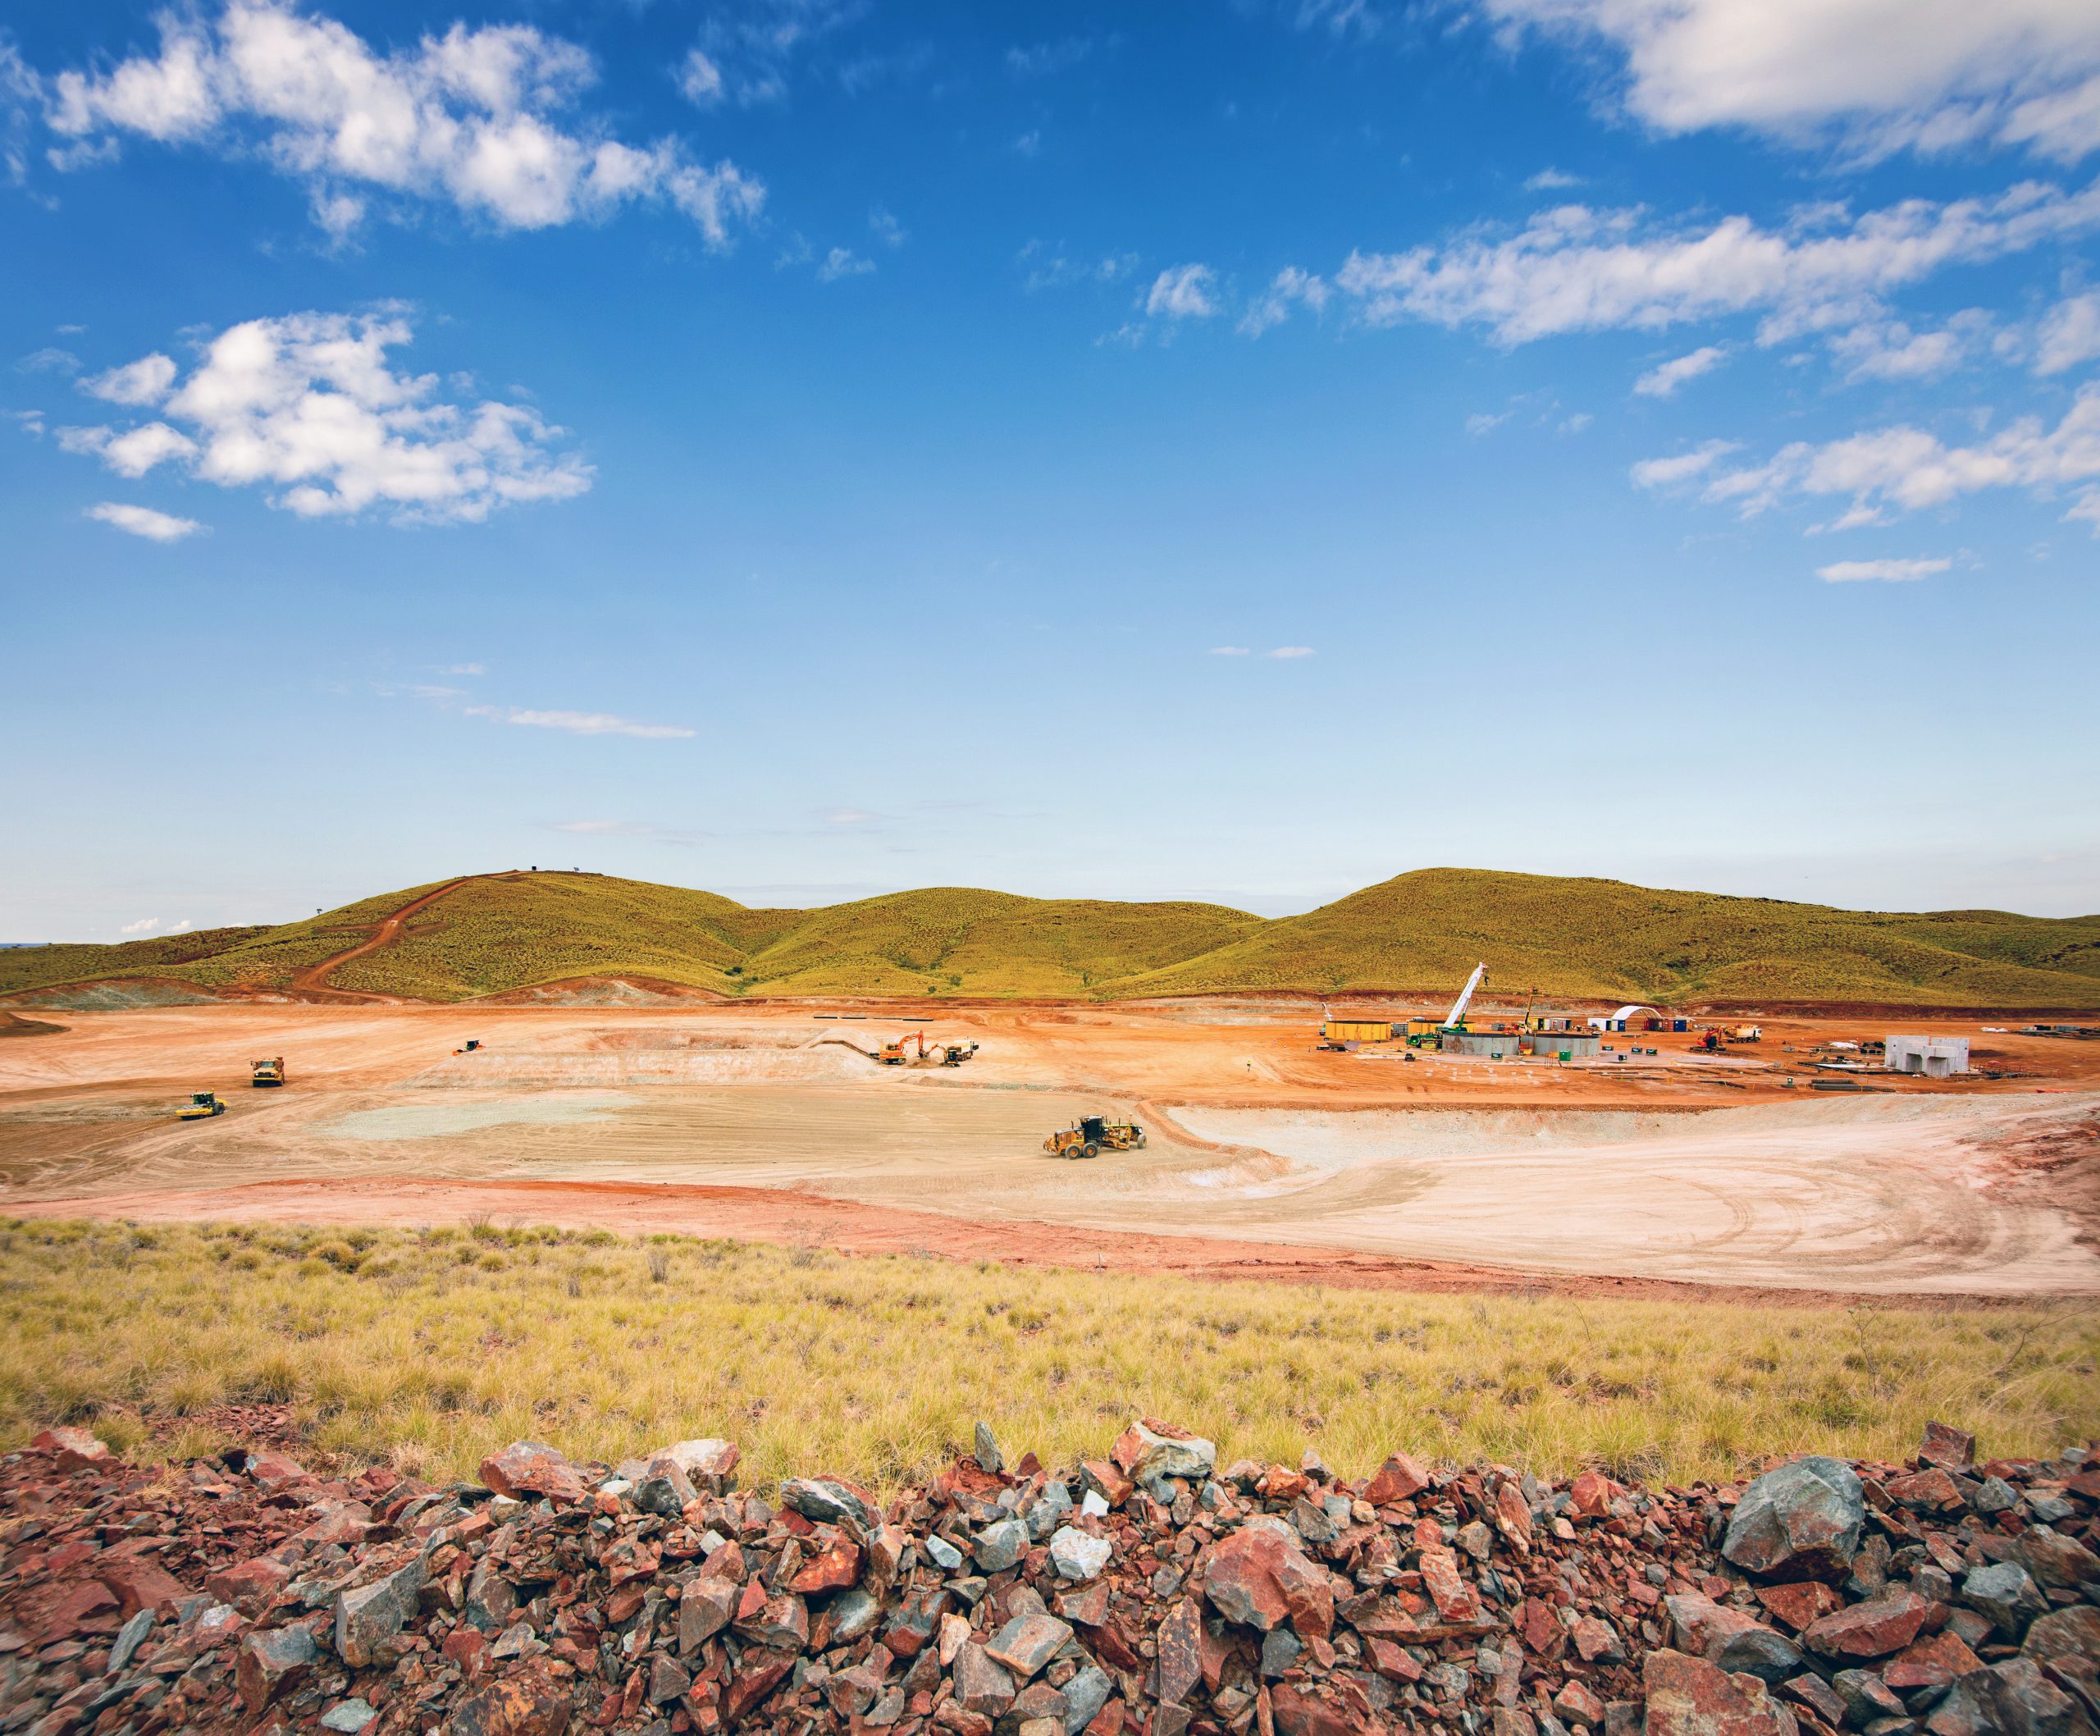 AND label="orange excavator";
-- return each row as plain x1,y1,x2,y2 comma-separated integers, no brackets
877,1031,931,1065
876,1033,979,1067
